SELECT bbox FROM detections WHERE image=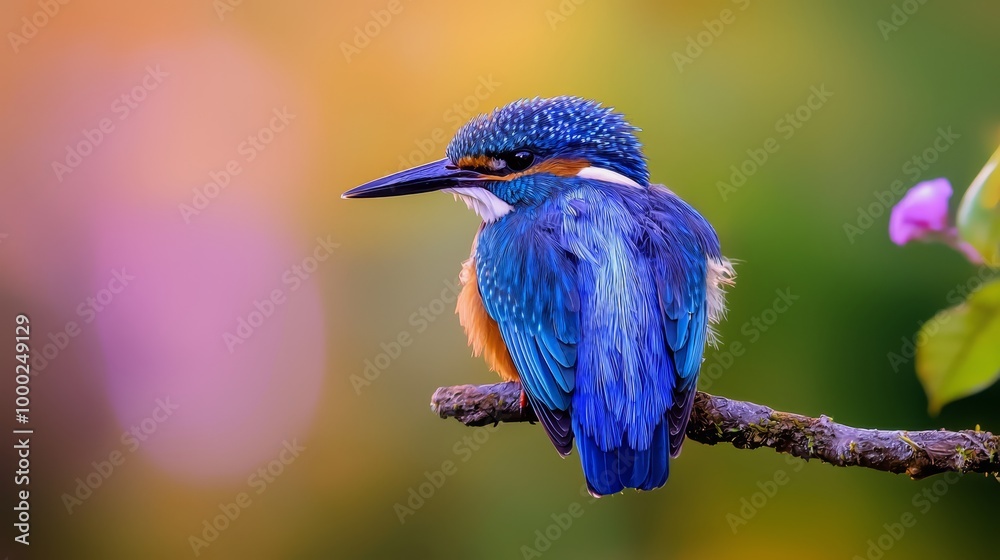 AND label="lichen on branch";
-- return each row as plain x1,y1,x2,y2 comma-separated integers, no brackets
430,382,1000,479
